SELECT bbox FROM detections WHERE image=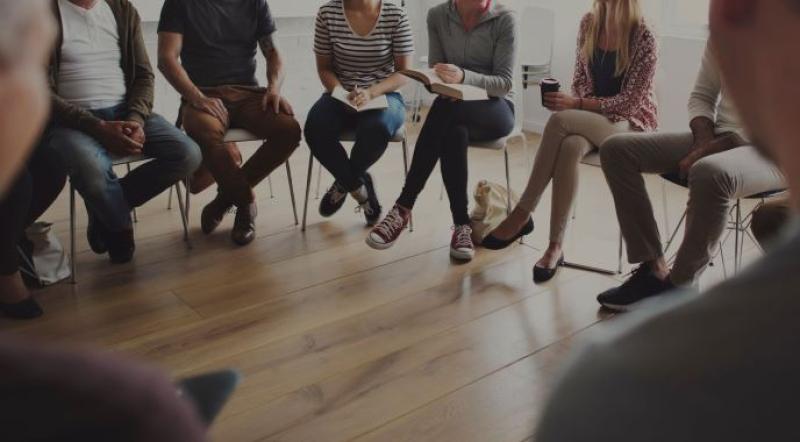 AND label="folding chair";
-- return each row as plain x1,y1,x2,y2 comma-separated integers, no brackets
562,151,625,276
69,154,191,284
661,172,786,275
